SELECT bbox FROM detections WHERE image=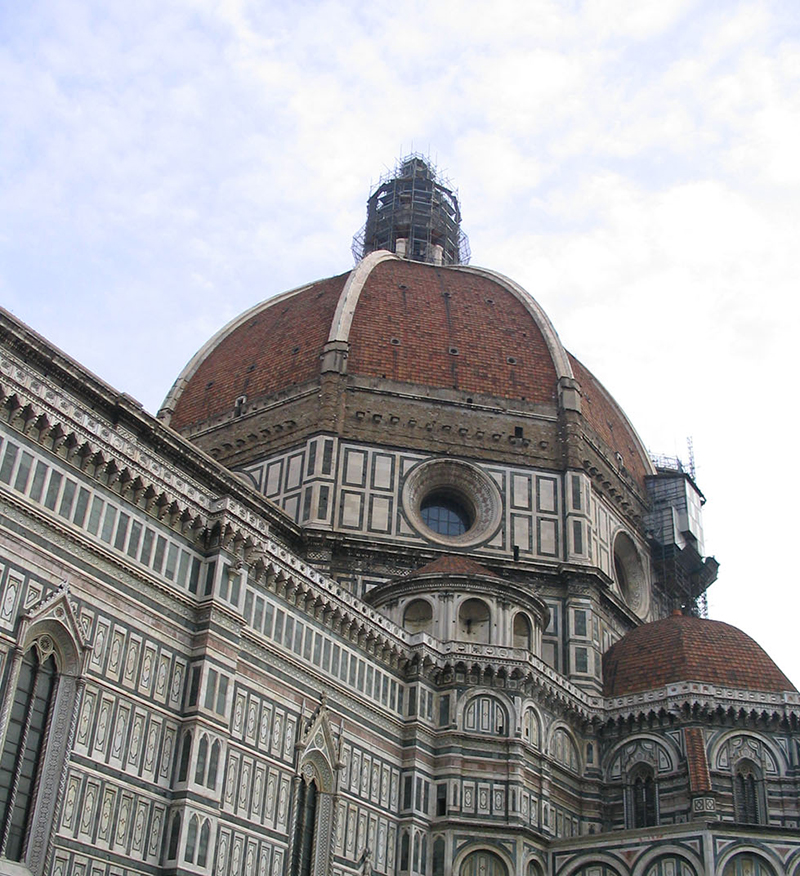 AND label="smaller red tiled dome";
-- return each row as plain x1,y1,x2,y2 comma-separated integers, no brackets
603,613,795,696
403,555,499,580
